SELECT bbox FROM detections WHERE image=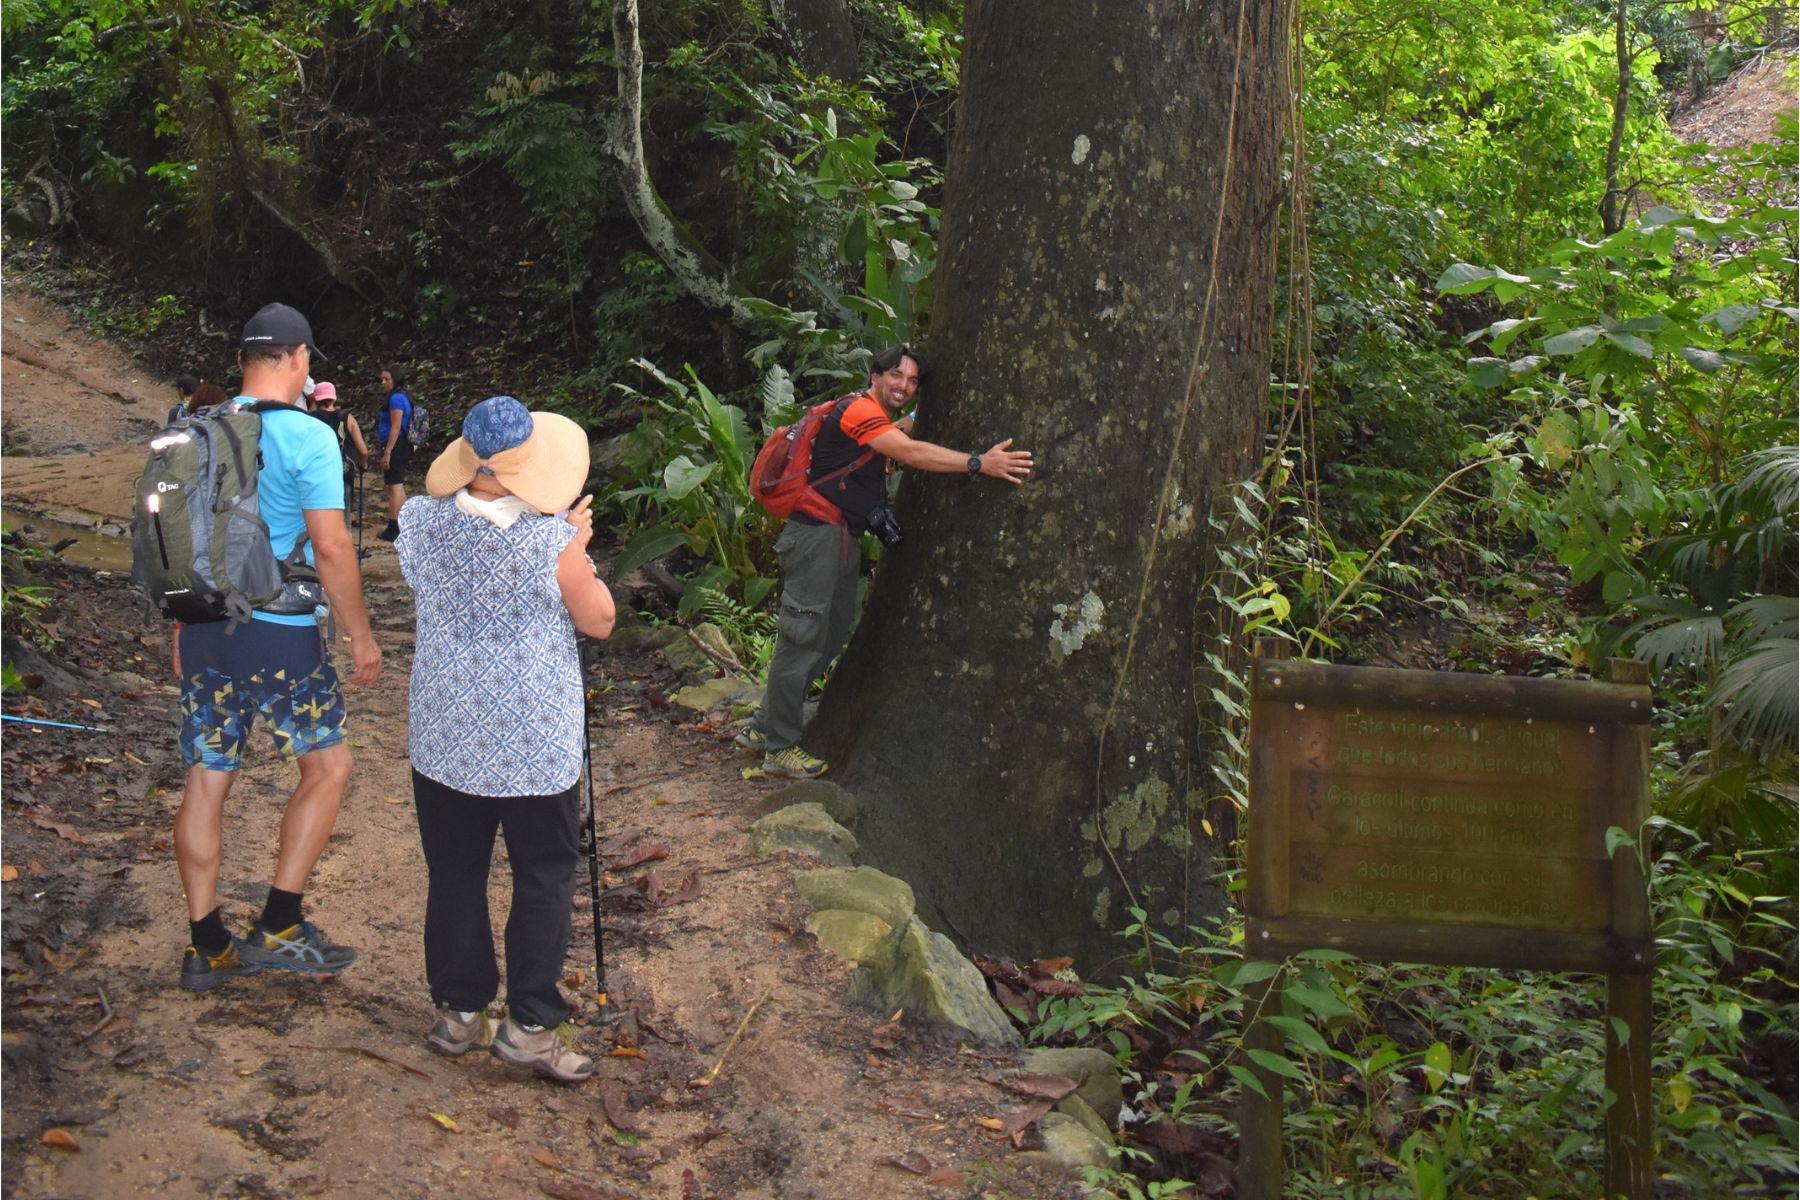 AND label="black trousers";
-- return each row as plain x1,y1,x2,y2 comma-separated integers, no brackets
411,768,580,1029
